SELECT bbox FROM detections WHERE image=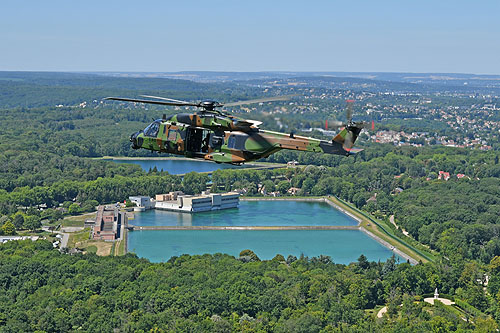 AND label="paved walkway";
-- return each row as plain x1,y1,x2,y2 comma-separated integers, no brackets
424,297,455,305
377,306,387,318
60,233,69,248
390,215,409,236
377,297,455,318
